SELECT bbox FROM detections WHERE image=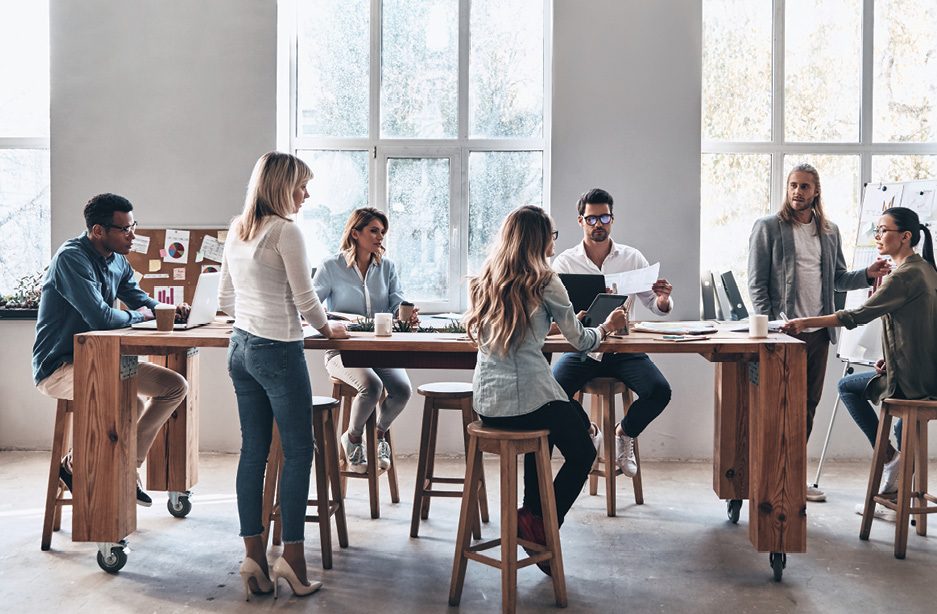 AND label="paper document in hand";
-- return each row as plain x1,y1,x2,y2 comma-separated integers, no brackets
604,262,660,296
